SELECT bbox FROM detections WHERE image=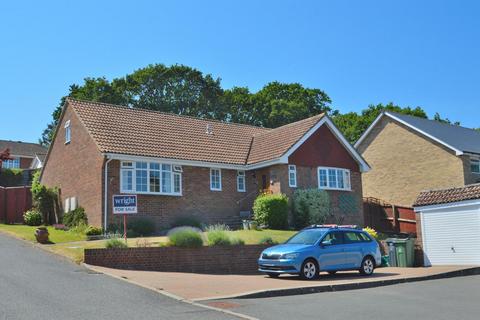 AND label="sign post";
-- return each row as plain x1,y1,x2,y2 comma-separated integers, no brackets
113,195,138,243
